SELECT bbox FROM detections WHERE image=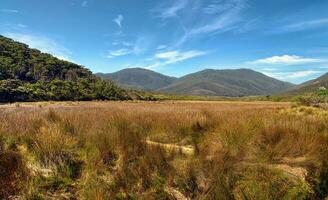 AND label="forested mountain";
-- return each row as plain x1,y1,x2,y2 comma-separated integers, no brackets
97,68,177,91
0,35,130,102
100,68,294,97
286,72,328,94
